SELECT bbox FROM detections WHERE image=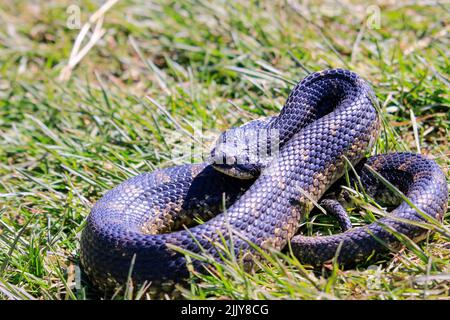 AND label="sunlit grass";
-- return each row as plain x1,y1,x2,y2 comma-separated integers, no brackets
0,0,448,300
